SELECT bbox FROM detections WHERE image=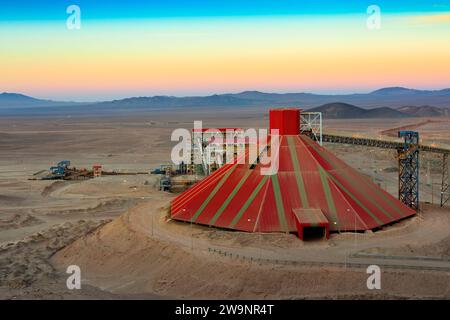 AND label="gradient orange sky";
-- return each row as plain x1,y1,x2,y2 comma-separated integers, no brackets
1,11,450,101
